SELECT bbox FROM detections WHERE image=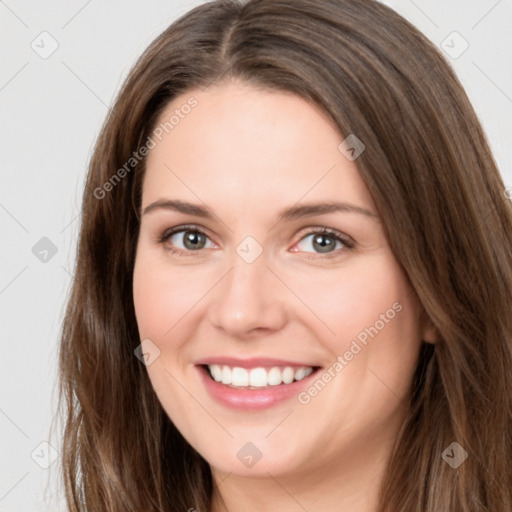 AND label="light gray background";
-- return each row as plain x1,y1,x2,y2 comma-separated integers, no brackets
1,1,511,510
